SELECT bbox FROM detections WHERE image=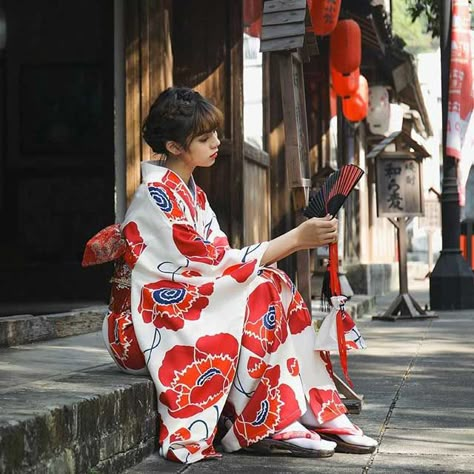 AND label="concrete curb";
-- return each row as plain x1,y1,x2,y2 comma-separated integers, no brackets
0,306,107,348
